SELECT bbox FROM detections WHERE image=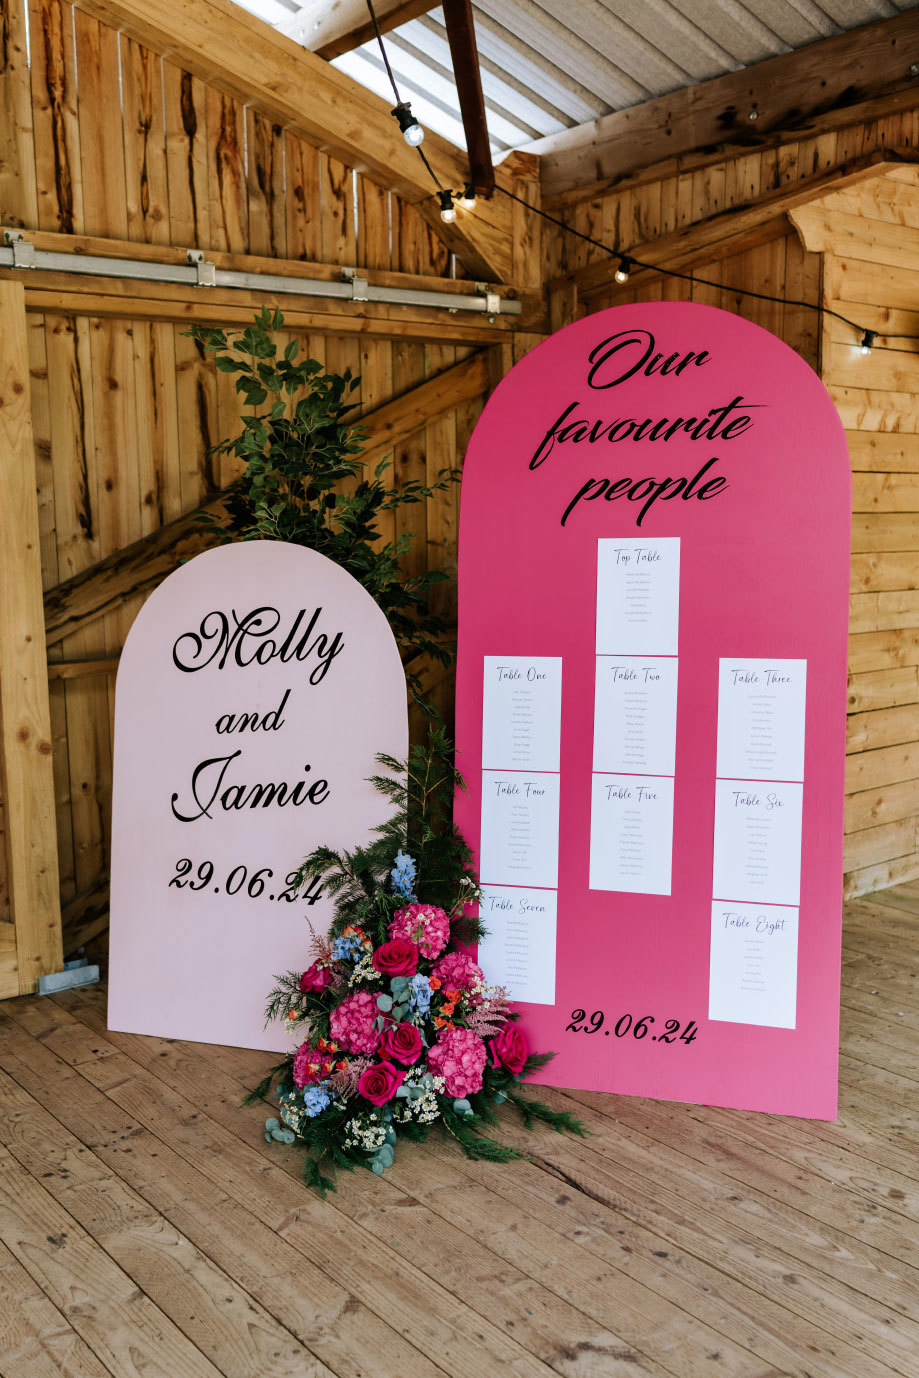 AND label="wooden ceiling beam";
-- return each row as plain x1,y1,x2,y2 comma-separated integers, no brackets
442,0,494,197
67,0,514,279
528,8,919,204
281,0,439,62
